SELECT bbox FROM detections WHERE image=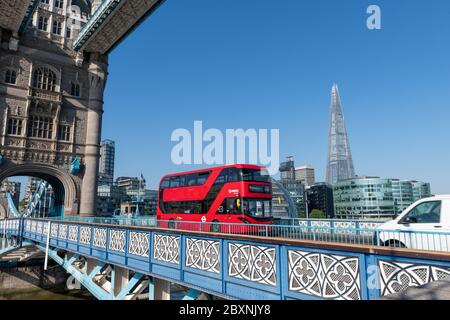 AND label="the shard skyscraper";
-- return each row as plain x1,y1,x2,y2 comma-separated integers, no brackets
326,84,356,184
